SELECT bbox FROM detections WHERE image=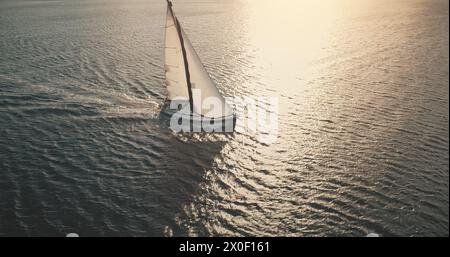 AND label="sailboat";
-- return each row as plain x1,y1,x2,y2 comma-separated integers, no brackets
161,0,236,133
